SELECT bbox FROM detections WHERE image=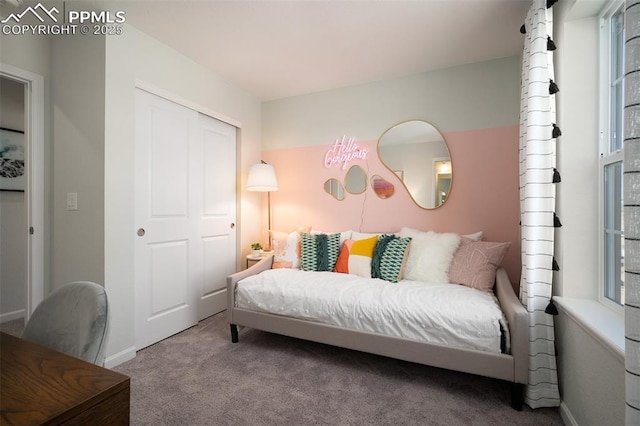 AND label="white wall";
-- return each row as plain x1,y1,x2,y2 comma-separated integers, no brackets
0,77,26,321
262,56,521,150
555,310,625,425
554,4,600,300
103,24,263,365
51,34,106,289
0,33,52,78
